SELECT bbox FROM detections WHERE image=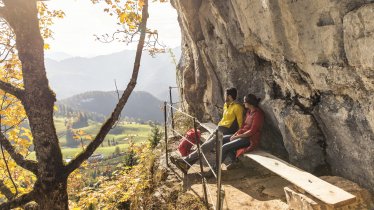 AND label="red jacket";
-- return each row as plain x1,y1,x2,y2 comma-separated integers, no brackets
178,129,201,157
235,107,264,157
